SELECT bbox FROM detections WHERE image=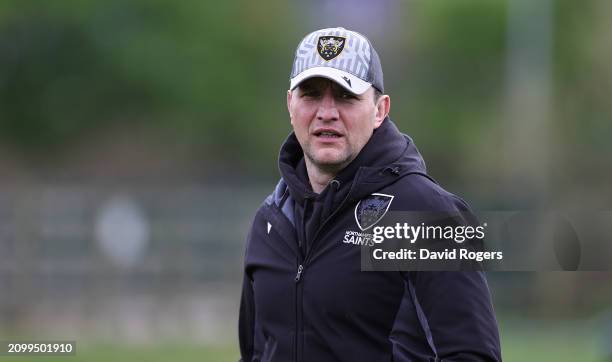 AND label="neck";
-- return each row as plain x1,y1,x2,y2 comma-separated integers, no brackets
304,158,340,193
